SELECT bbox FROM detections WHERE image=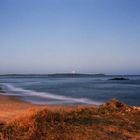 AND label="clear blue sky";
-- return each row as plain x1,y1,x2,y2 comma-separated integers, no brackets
0,0,140,74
